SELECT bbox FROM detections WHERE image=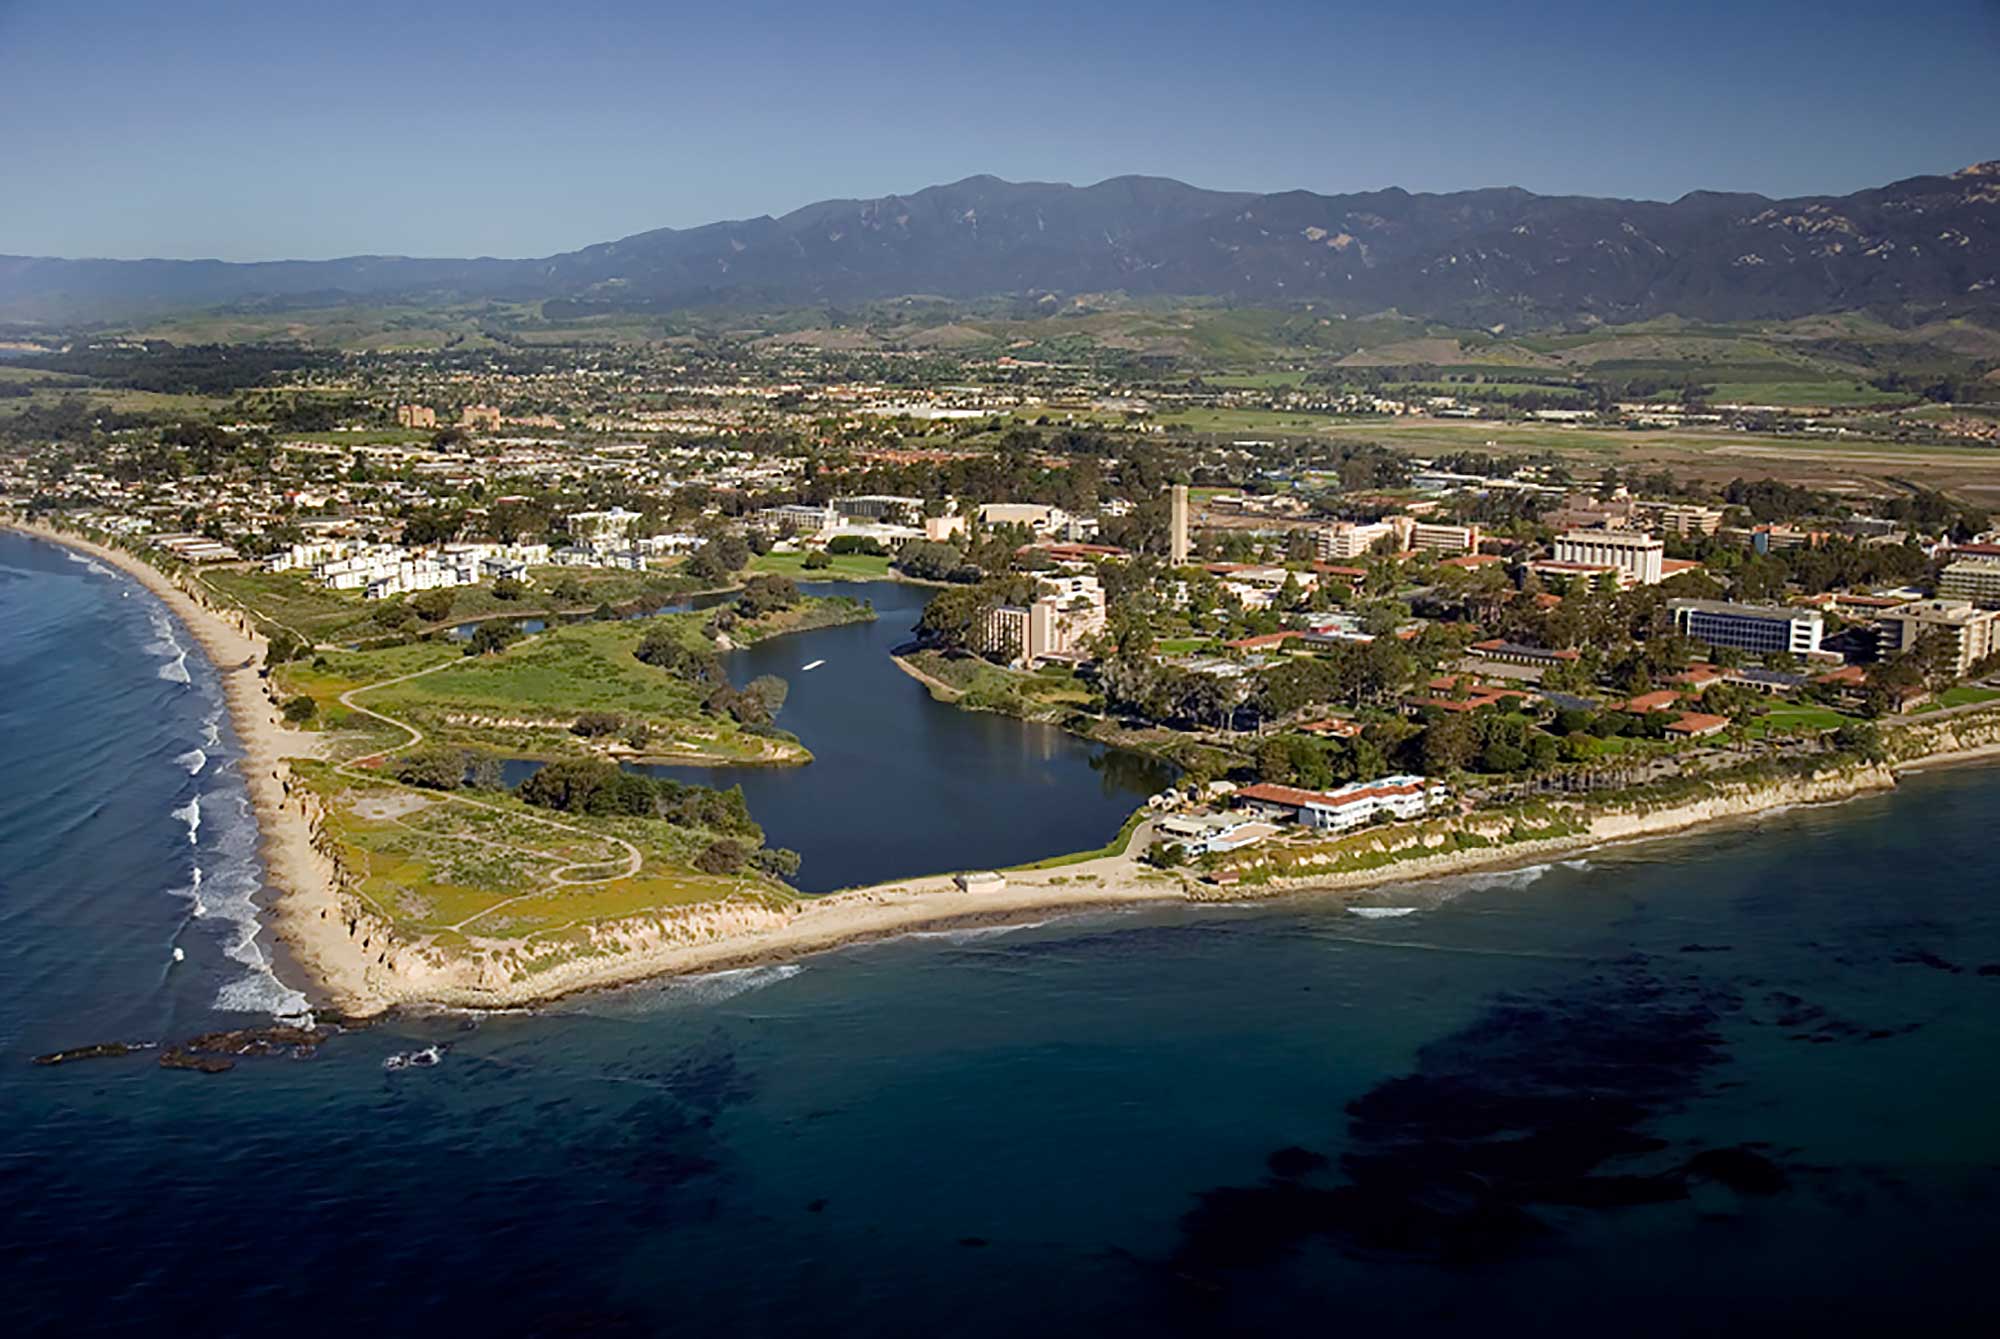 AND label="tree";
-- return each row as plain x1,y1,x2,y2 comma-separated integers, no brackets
896,540,964,580
915,585,995,653
264,629,306,666
1418,712,1478,776
281,695,317,724
746,675,789,717
395,746,468,790
735,573,798,619
571,711,625,738
491,575,527,601
464,622,519,656
694,839,748,875
636,627,722,682
410,588,456,623
802,550,833,570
